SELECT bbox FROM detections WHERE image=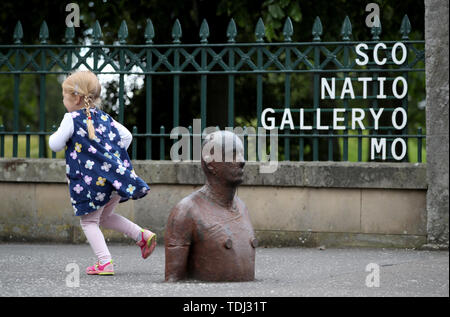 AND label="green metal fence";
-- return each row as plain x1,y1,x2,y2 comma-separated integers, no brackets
0,15,425,162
